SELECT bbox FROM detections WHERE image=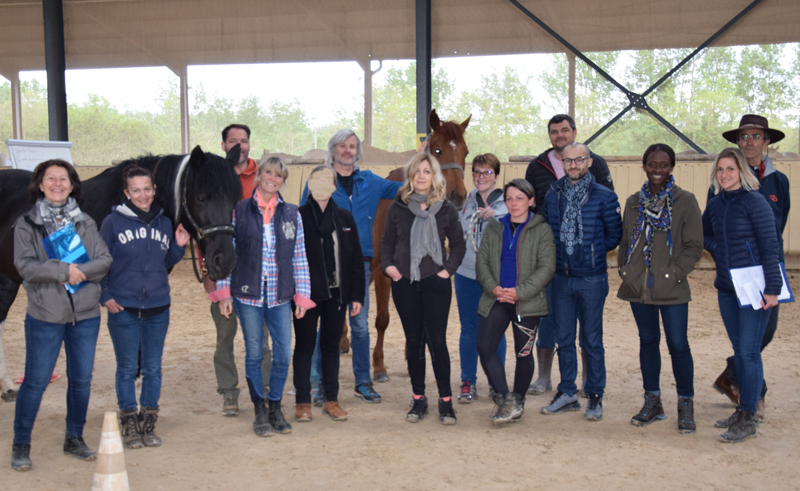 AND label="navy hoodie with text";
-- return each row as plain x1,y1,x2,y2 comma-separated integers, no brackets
99,203,186,309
